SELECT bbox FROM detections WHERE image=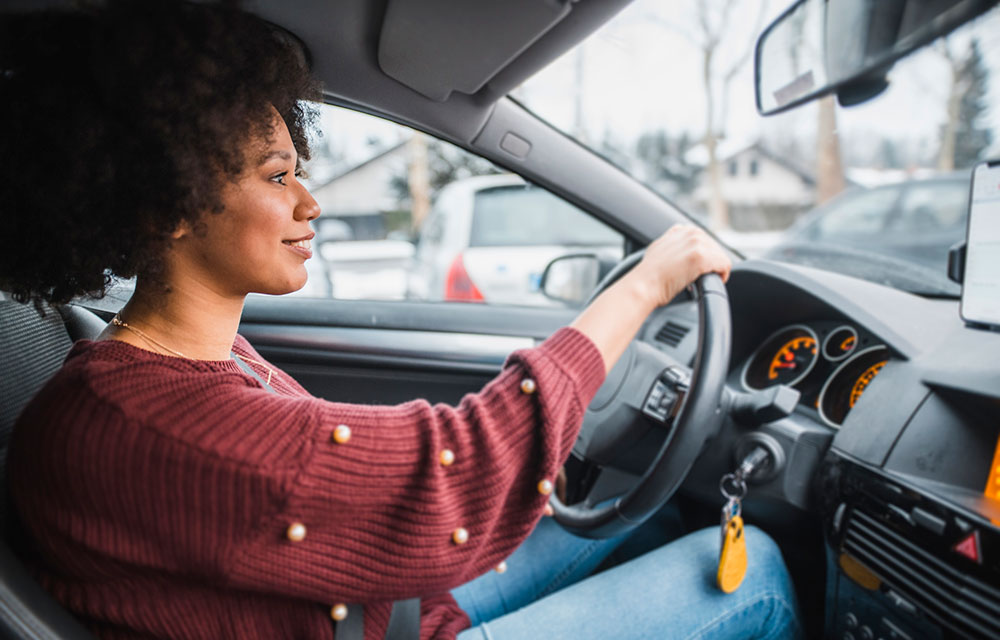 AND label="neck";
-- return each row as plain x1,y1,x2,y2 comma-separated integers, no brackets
105,276,245,361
